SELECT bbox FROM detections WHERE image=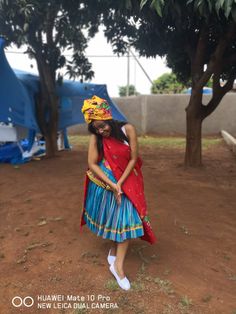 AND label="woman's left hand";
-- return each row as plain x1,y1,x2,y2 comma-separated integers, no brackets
116,181,123,195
